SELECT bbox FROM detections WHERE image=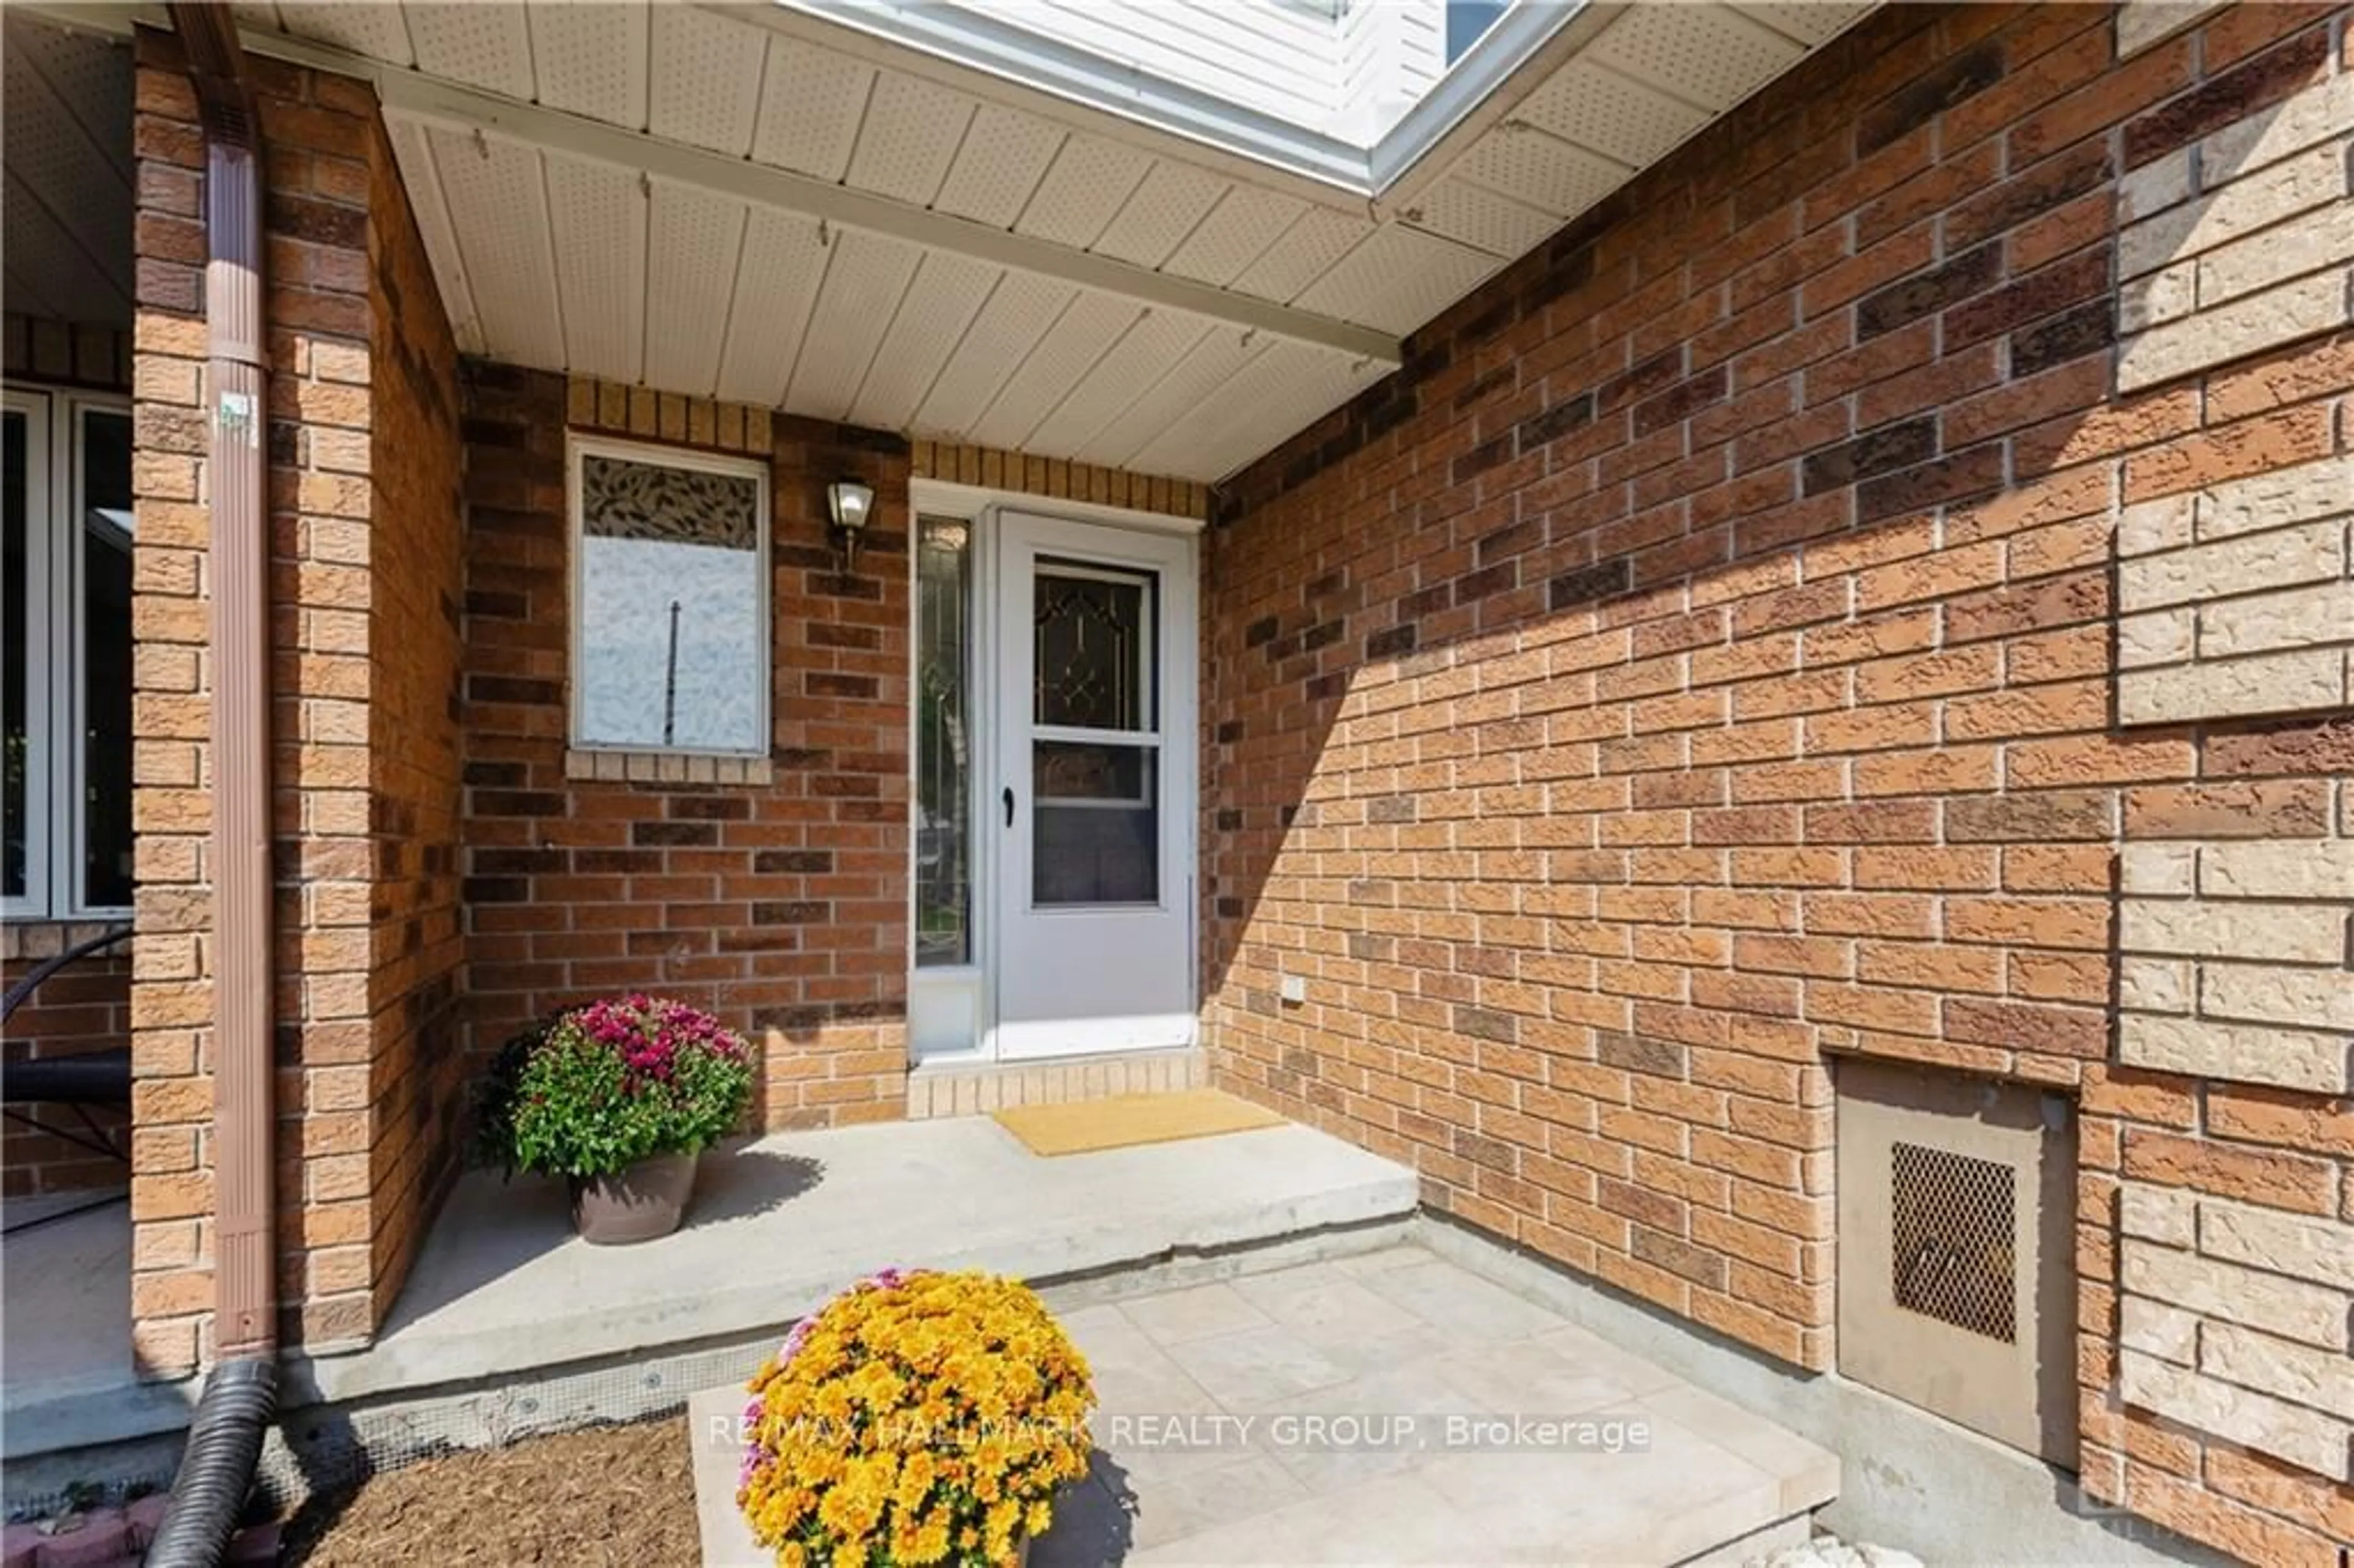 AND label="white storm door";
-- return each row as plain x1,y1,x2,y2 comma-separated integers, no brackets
993,511,1195,1060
